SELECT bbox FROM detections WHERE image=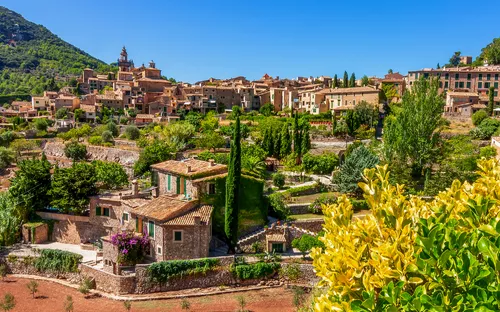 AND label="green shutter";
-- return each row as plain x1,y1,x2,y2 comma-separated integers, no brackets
149,221,154,237
135,217,139,232
96,206,101,216
176,177,181,194
167,174,171,191
184,178,187,196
